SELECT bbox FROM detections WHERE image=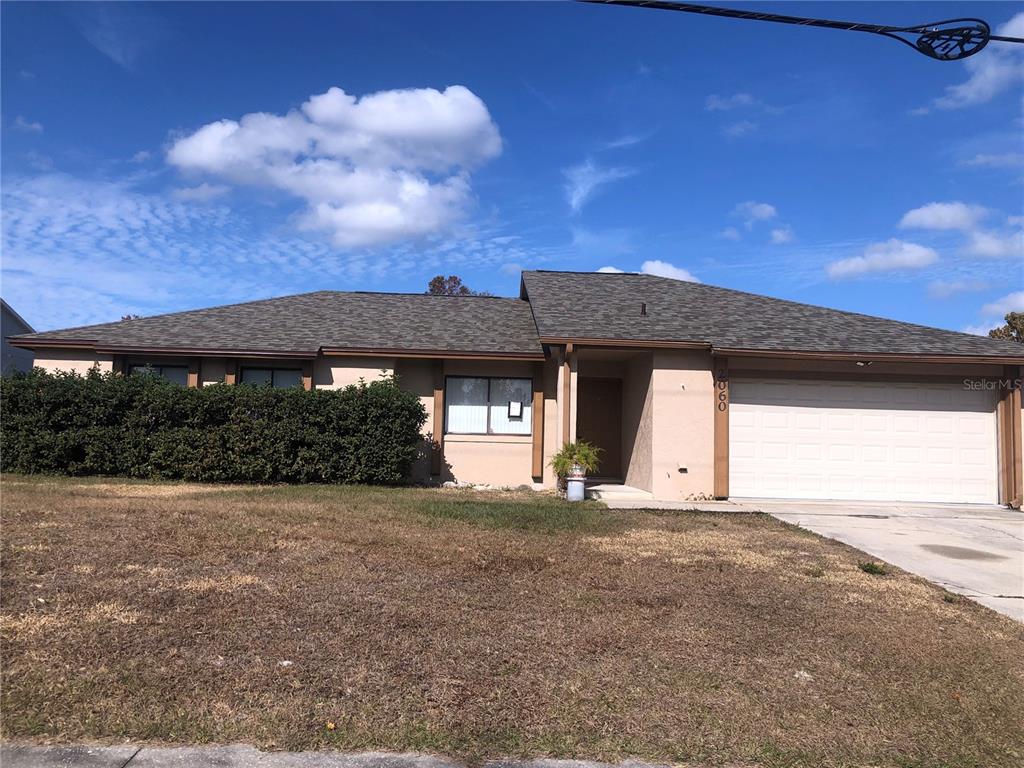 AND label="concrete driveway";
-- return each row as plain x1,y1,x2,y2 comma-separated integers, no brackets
752,500,1024,621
